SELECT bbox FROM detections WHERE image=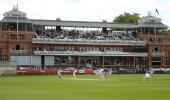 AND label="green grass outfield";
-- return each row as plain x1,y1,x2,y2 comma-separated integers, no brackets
0,74,170,100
